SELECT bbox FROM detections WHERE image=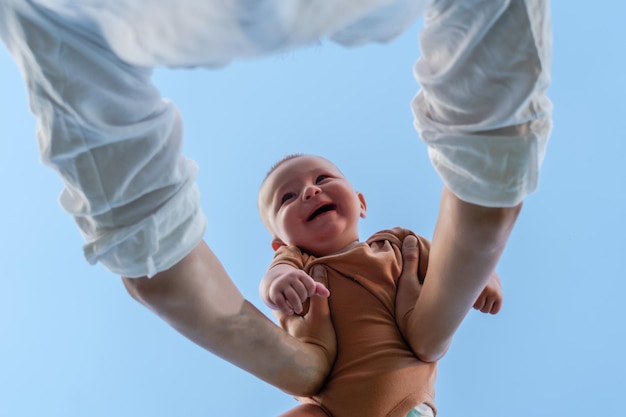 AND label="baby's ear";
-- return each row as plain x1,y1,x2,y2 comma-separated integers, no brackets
357,192,367,218
272,238,286,251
